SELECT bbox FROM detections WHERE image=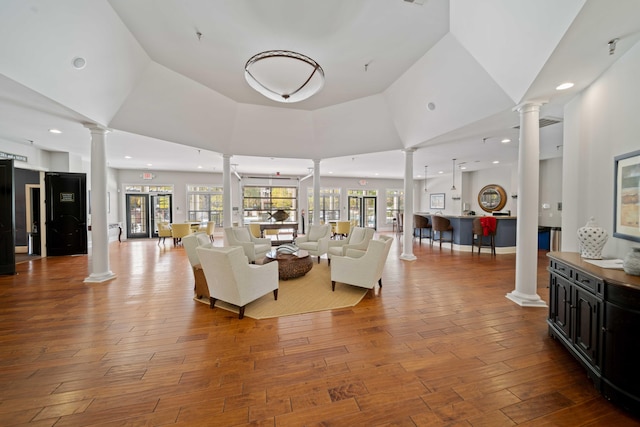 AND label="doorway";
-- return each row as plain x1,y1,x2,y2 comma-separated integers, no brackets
126,194,150,238
348,195,377,229
151,194,172,238
126,193,173,239
44,172,88,256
